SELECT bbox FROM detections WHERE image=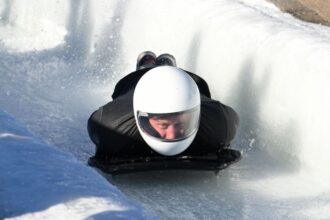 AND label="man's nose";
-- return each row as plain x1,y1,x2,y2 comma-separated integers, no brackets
165,125,178,140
